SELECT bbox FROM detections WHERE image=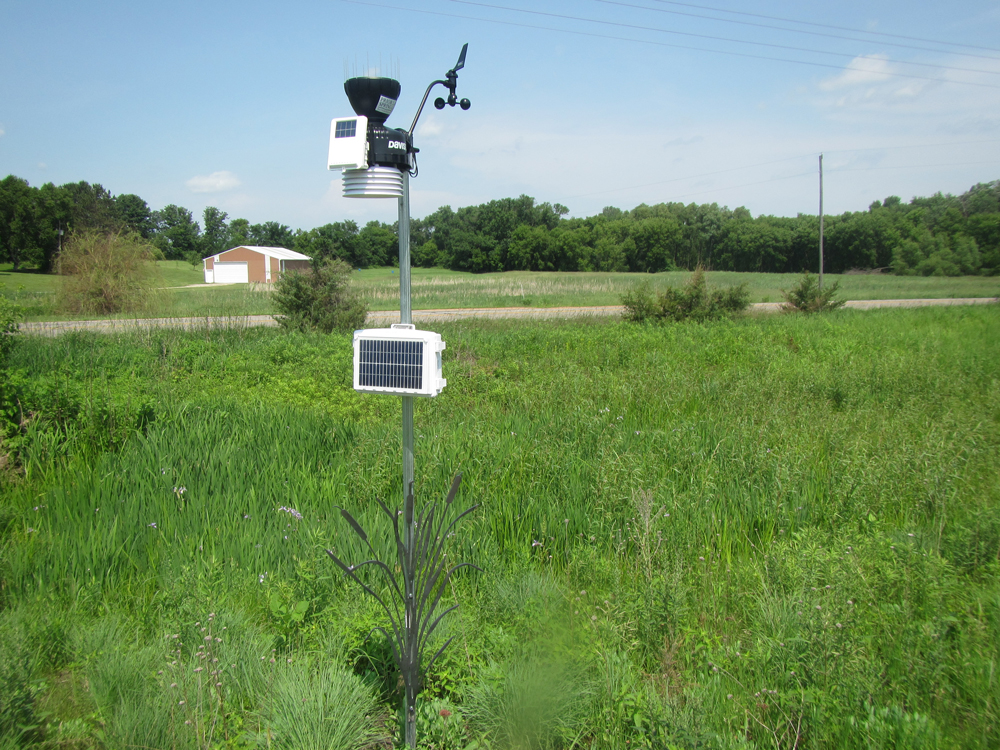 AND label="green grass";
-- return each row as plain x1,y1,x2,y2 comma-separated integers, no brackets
1,306,999,748
4,264,998,322
351,268,999,310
